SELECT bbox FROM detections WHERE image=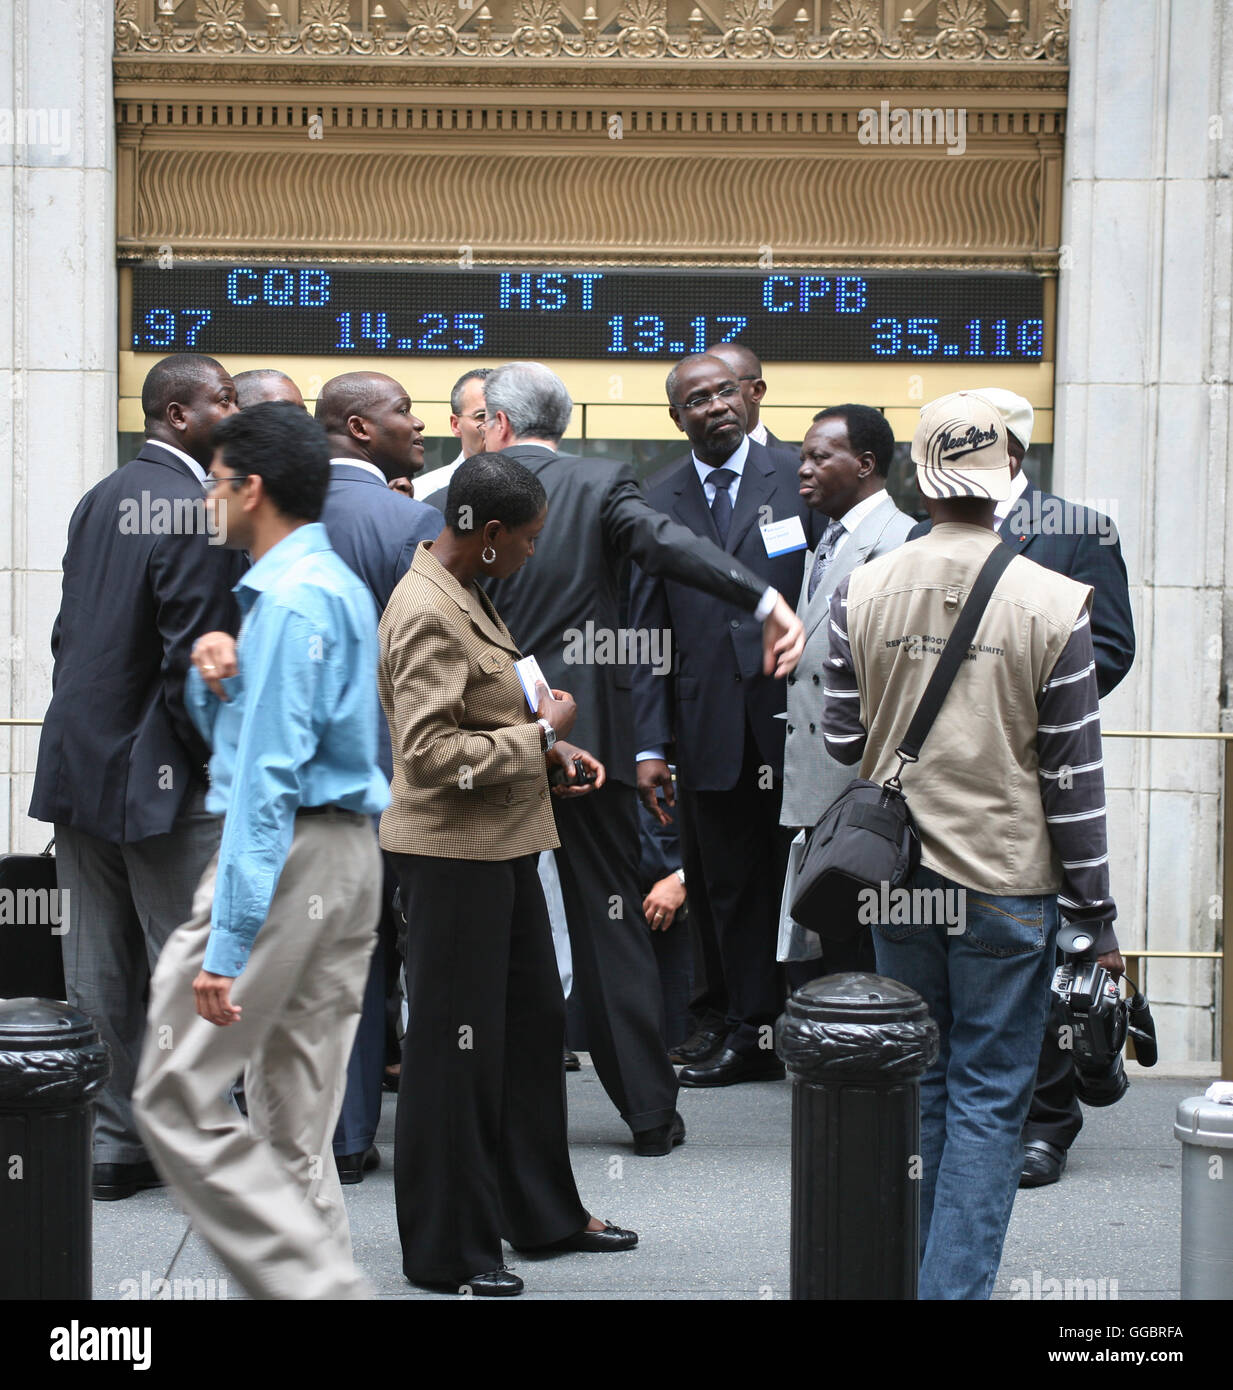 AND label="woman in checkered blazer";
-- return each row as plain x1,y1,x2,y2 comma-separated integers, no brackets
378,452,638,1297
